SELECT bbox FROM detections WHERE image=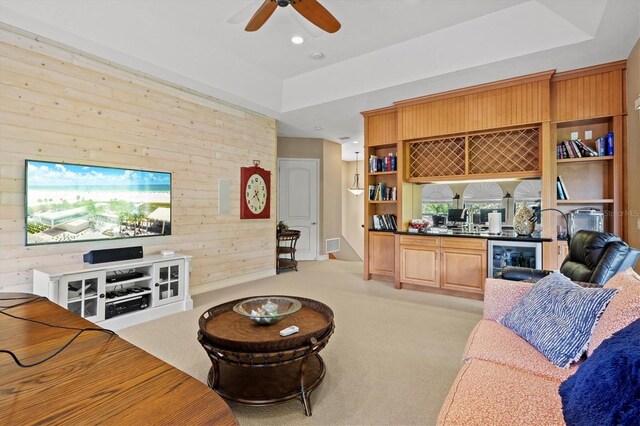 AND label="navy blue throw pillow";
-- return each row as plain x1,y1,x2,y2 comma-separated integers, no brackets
559,319,640,426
